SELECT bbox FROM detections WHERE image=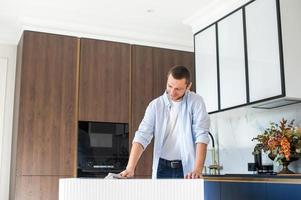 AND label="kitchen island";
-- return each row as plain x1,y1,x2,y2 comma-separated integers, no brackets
59,178,204,200
204,174,301,200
